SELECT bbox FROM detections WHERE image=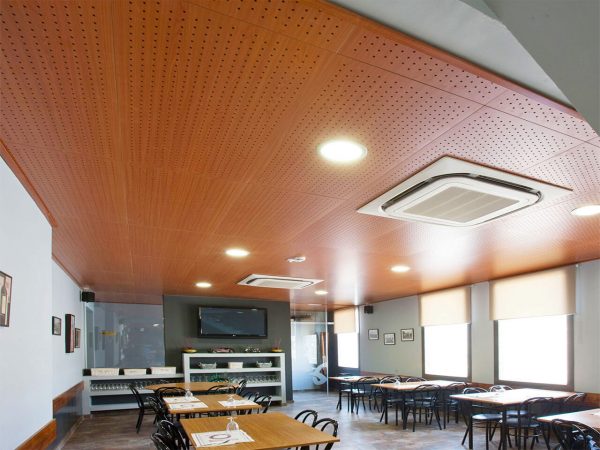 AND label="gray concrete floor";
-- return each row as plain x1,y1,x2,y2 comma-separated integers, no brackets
63,390,531,449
